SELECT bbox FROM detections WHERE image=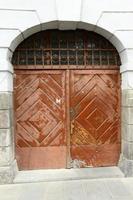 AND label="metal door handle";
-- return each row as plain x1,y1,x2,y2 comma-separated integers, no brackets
71,120,74,135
